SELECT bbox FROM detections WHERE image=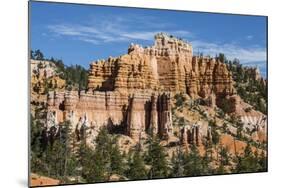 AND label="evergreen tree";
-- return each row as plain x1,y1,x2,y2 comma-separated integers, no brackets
79,139,95,182
110,144,126,176
218,53,226,63
30,115,43,155
219,145,229,165
216,161,225,174
52,122,76,179
30,50,34,59
170,148,185,177
145,137,169,179
201,142,213,175
126,149,147,180
34,49,44,60
258,150,267,171
31,120,79,182
210,123,220,161
81,127,110,182
80,127,127,182
183,145,204,176
235,144,259,173
30,114,47,174
215,145,230,174
236,119,244,140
